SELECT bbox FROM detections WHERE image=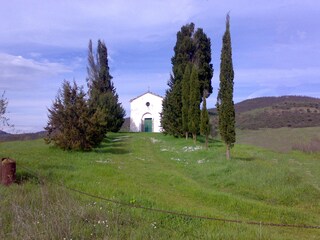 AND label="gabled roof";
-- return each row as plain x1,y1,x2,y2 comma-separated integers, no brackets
130,91,163,102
